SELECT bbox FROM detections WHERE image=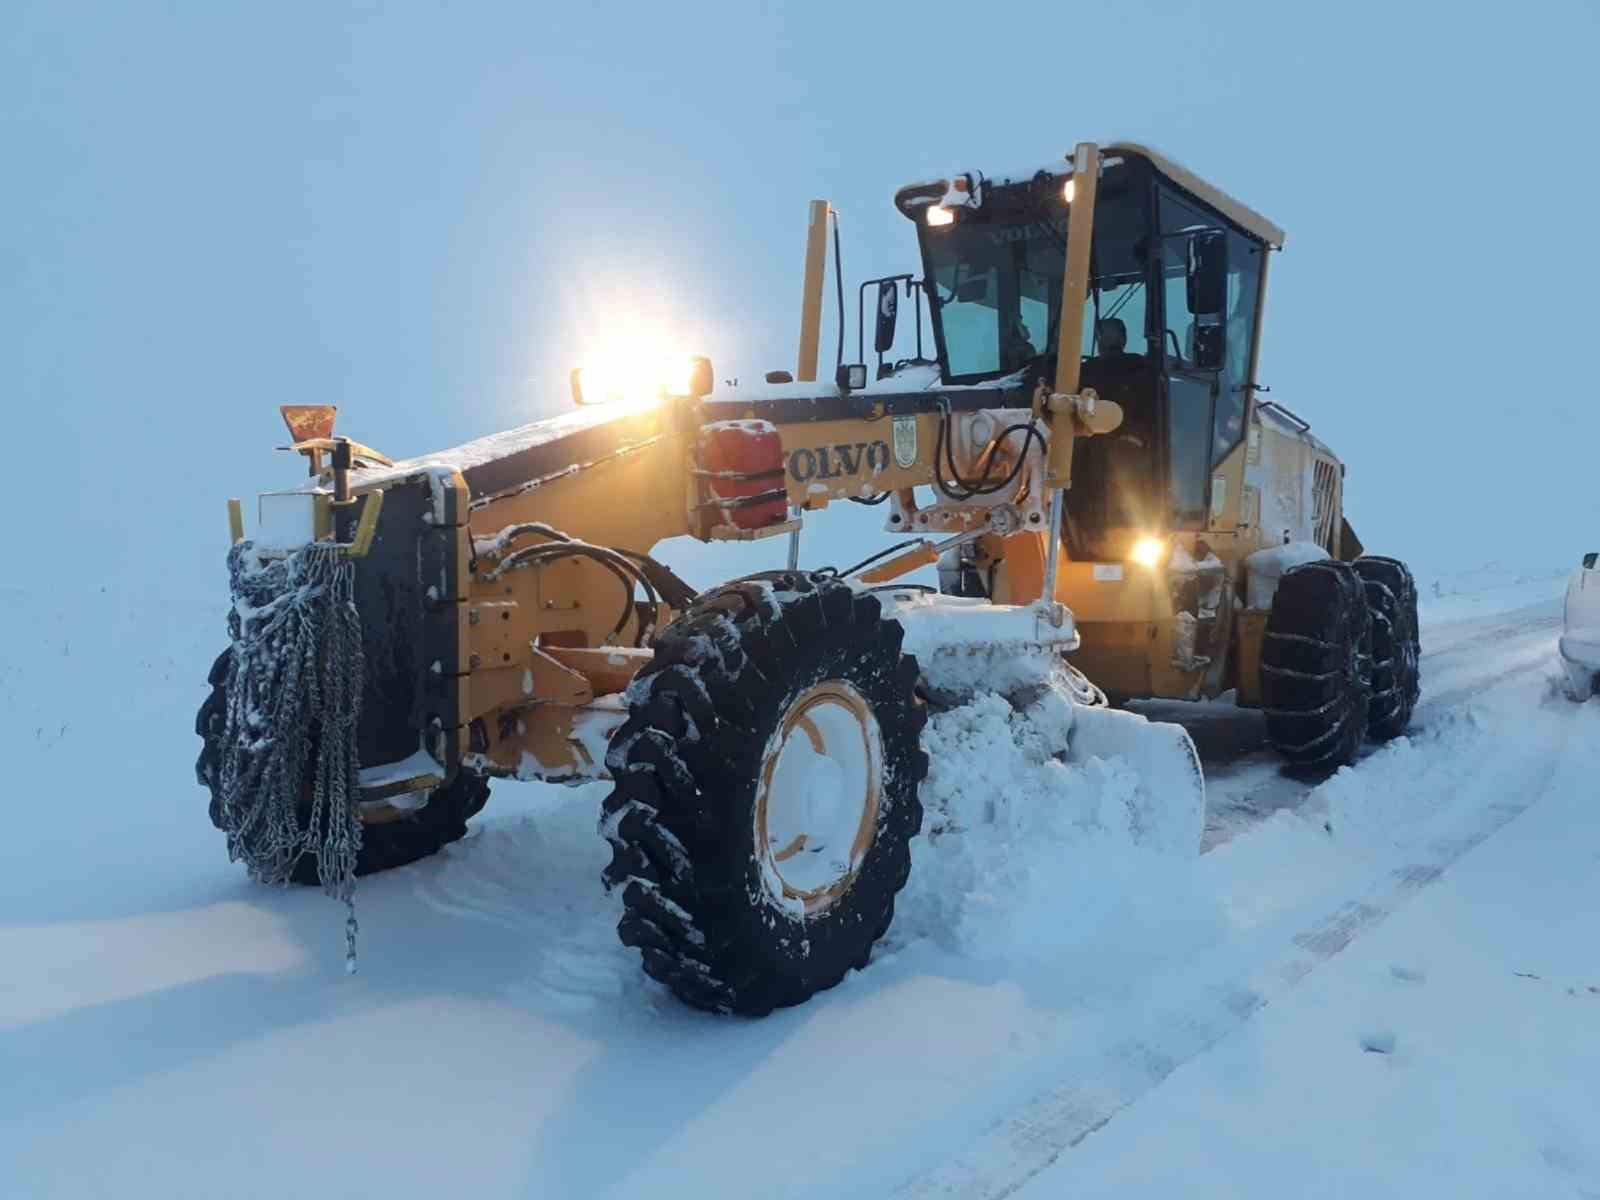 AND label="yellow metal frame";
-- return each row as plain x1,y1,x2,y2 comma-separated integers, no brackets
796,199,830,382
1047,142,1101,483
338,489,385,558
